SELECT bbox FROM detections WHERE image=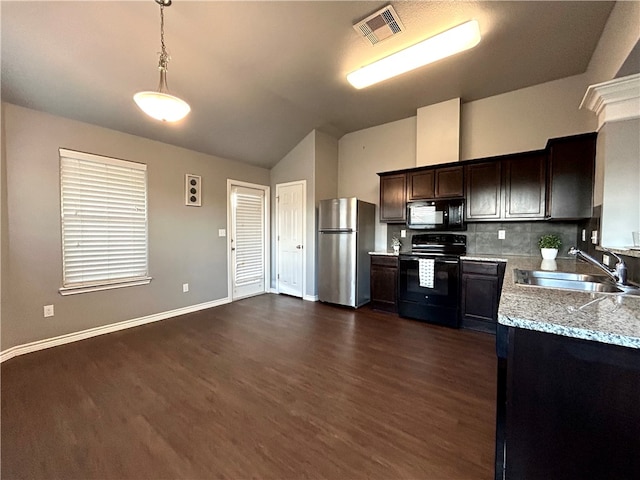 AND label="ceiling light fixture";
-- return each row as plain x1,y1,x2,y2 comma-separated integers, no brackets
347,20,481,89
134,0,190,122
